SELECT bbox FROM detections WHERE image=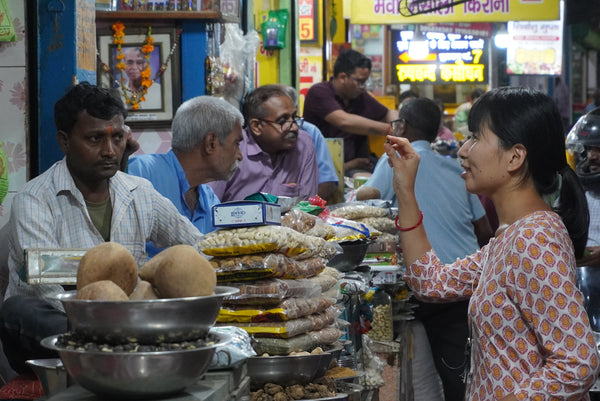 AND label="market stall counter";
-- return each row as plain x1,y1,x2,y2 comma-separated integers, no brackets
32,197,414,401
